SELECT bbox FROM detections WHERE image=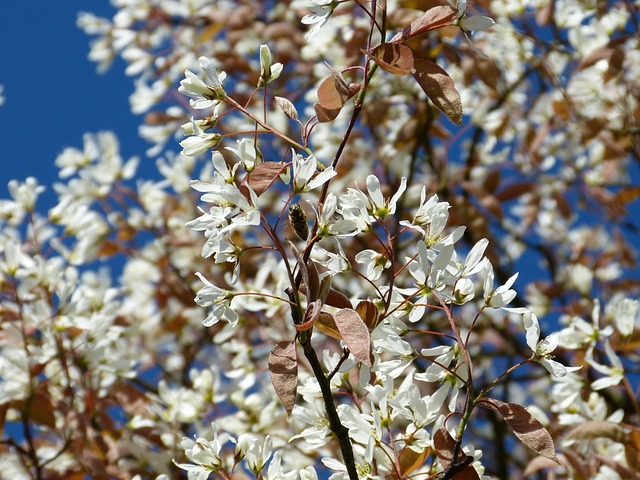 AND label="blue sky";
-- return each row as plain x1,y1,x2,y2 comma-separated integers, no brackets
0,3,151,205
